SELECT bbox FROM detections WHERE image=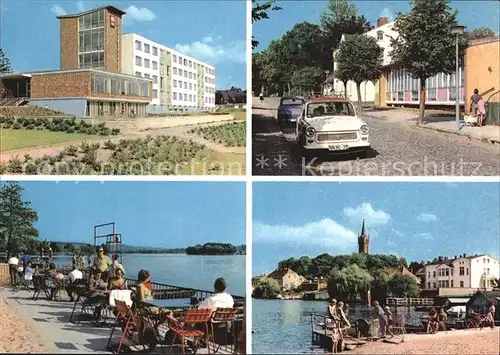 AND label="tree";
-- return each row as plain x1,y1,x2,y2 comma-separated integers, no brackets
409,261,424,273
252,278,281,299
0,182,39,258
0,49,12,74
390,0,467,123
252,0,282,49
388,274,421,298
328,264,373,301
292,67,325,95
370,269,392,302
466,27,497,41
335,34,383,108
